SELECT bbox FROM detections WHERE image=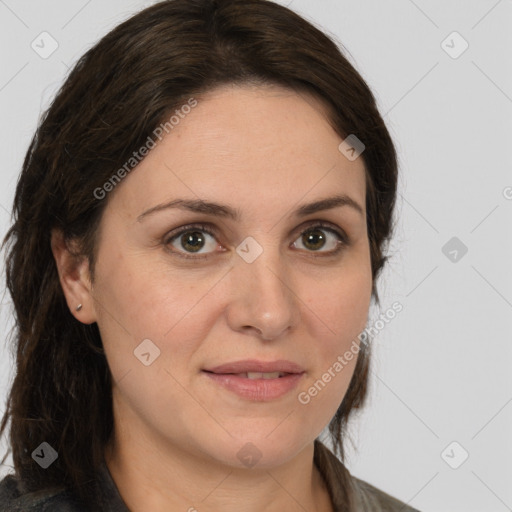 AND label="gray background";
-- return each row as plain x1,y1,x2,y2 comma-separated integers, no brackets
0,1,511,511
